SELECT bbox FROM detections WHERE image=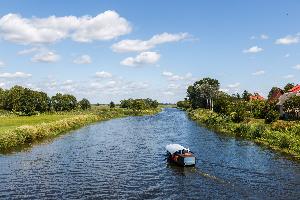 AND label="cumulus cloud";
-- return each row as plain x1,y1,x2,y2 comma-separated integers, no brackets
293,64,300,70
275,35,299,45
252,70,265,76
0,10,131,44
73,55,92,64
120,51,160,67
243,46,263,53
228,82,240,88
0,71,32,78
112,32,189,52
31,51,60,63
162,71,193,81
95,71,112,78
